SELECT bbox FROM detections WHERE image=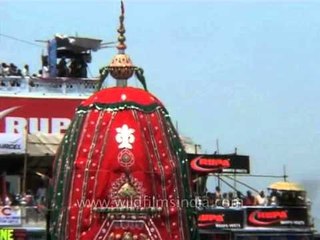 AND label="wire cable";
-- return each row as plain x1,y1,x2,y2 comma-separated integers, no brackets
0,33,42,48
224,175,259,193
